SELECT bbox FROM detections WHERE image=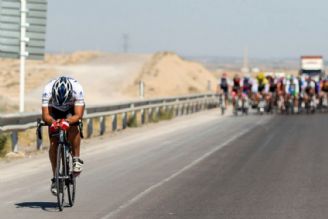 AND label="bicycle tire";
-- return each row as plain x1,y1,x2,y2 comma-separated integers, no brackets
56,144,65,211
67,152,76,207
